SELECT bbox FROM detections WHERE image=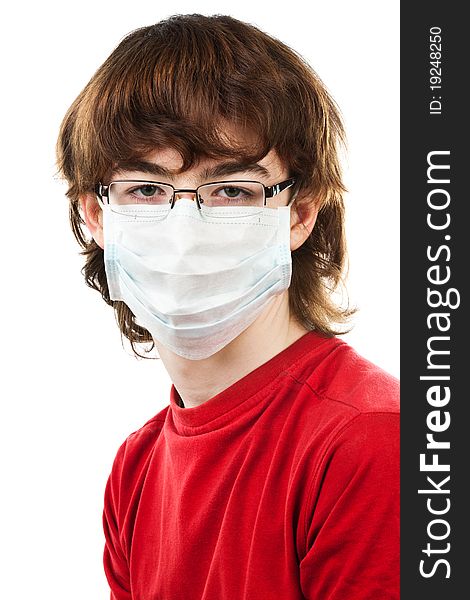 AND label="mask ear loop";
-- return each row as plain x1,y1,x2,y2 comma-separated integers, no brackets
287,195,297,207
286,179,301,207
94,183,107,210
